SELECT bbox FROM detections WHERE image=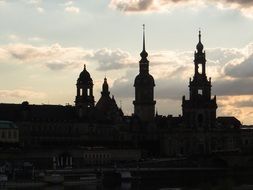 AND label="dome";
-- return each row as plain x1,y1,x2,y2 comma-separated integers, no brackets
196,41,203,52
77,65,92,84
134,73,155,86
